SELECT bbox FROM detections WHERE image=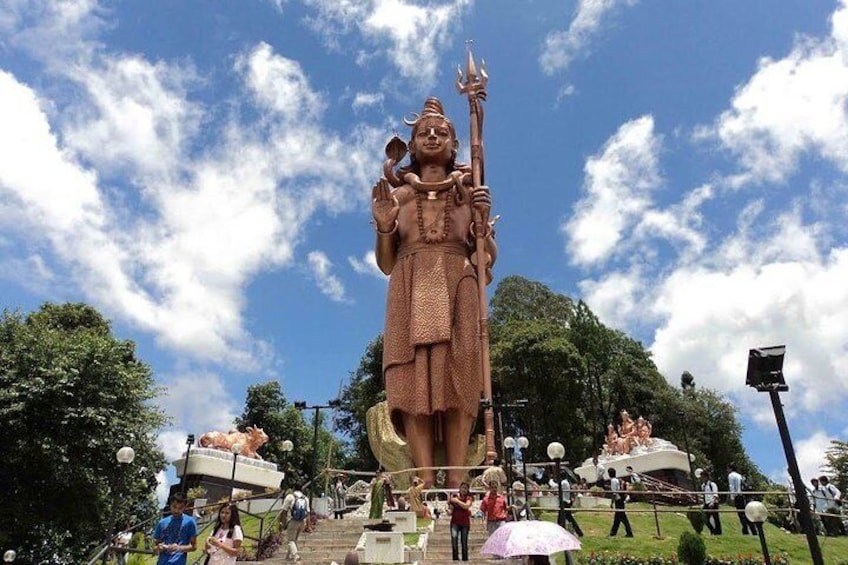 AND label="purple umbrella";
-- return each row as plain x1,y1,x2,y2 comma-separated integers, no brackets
480,520,582,558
